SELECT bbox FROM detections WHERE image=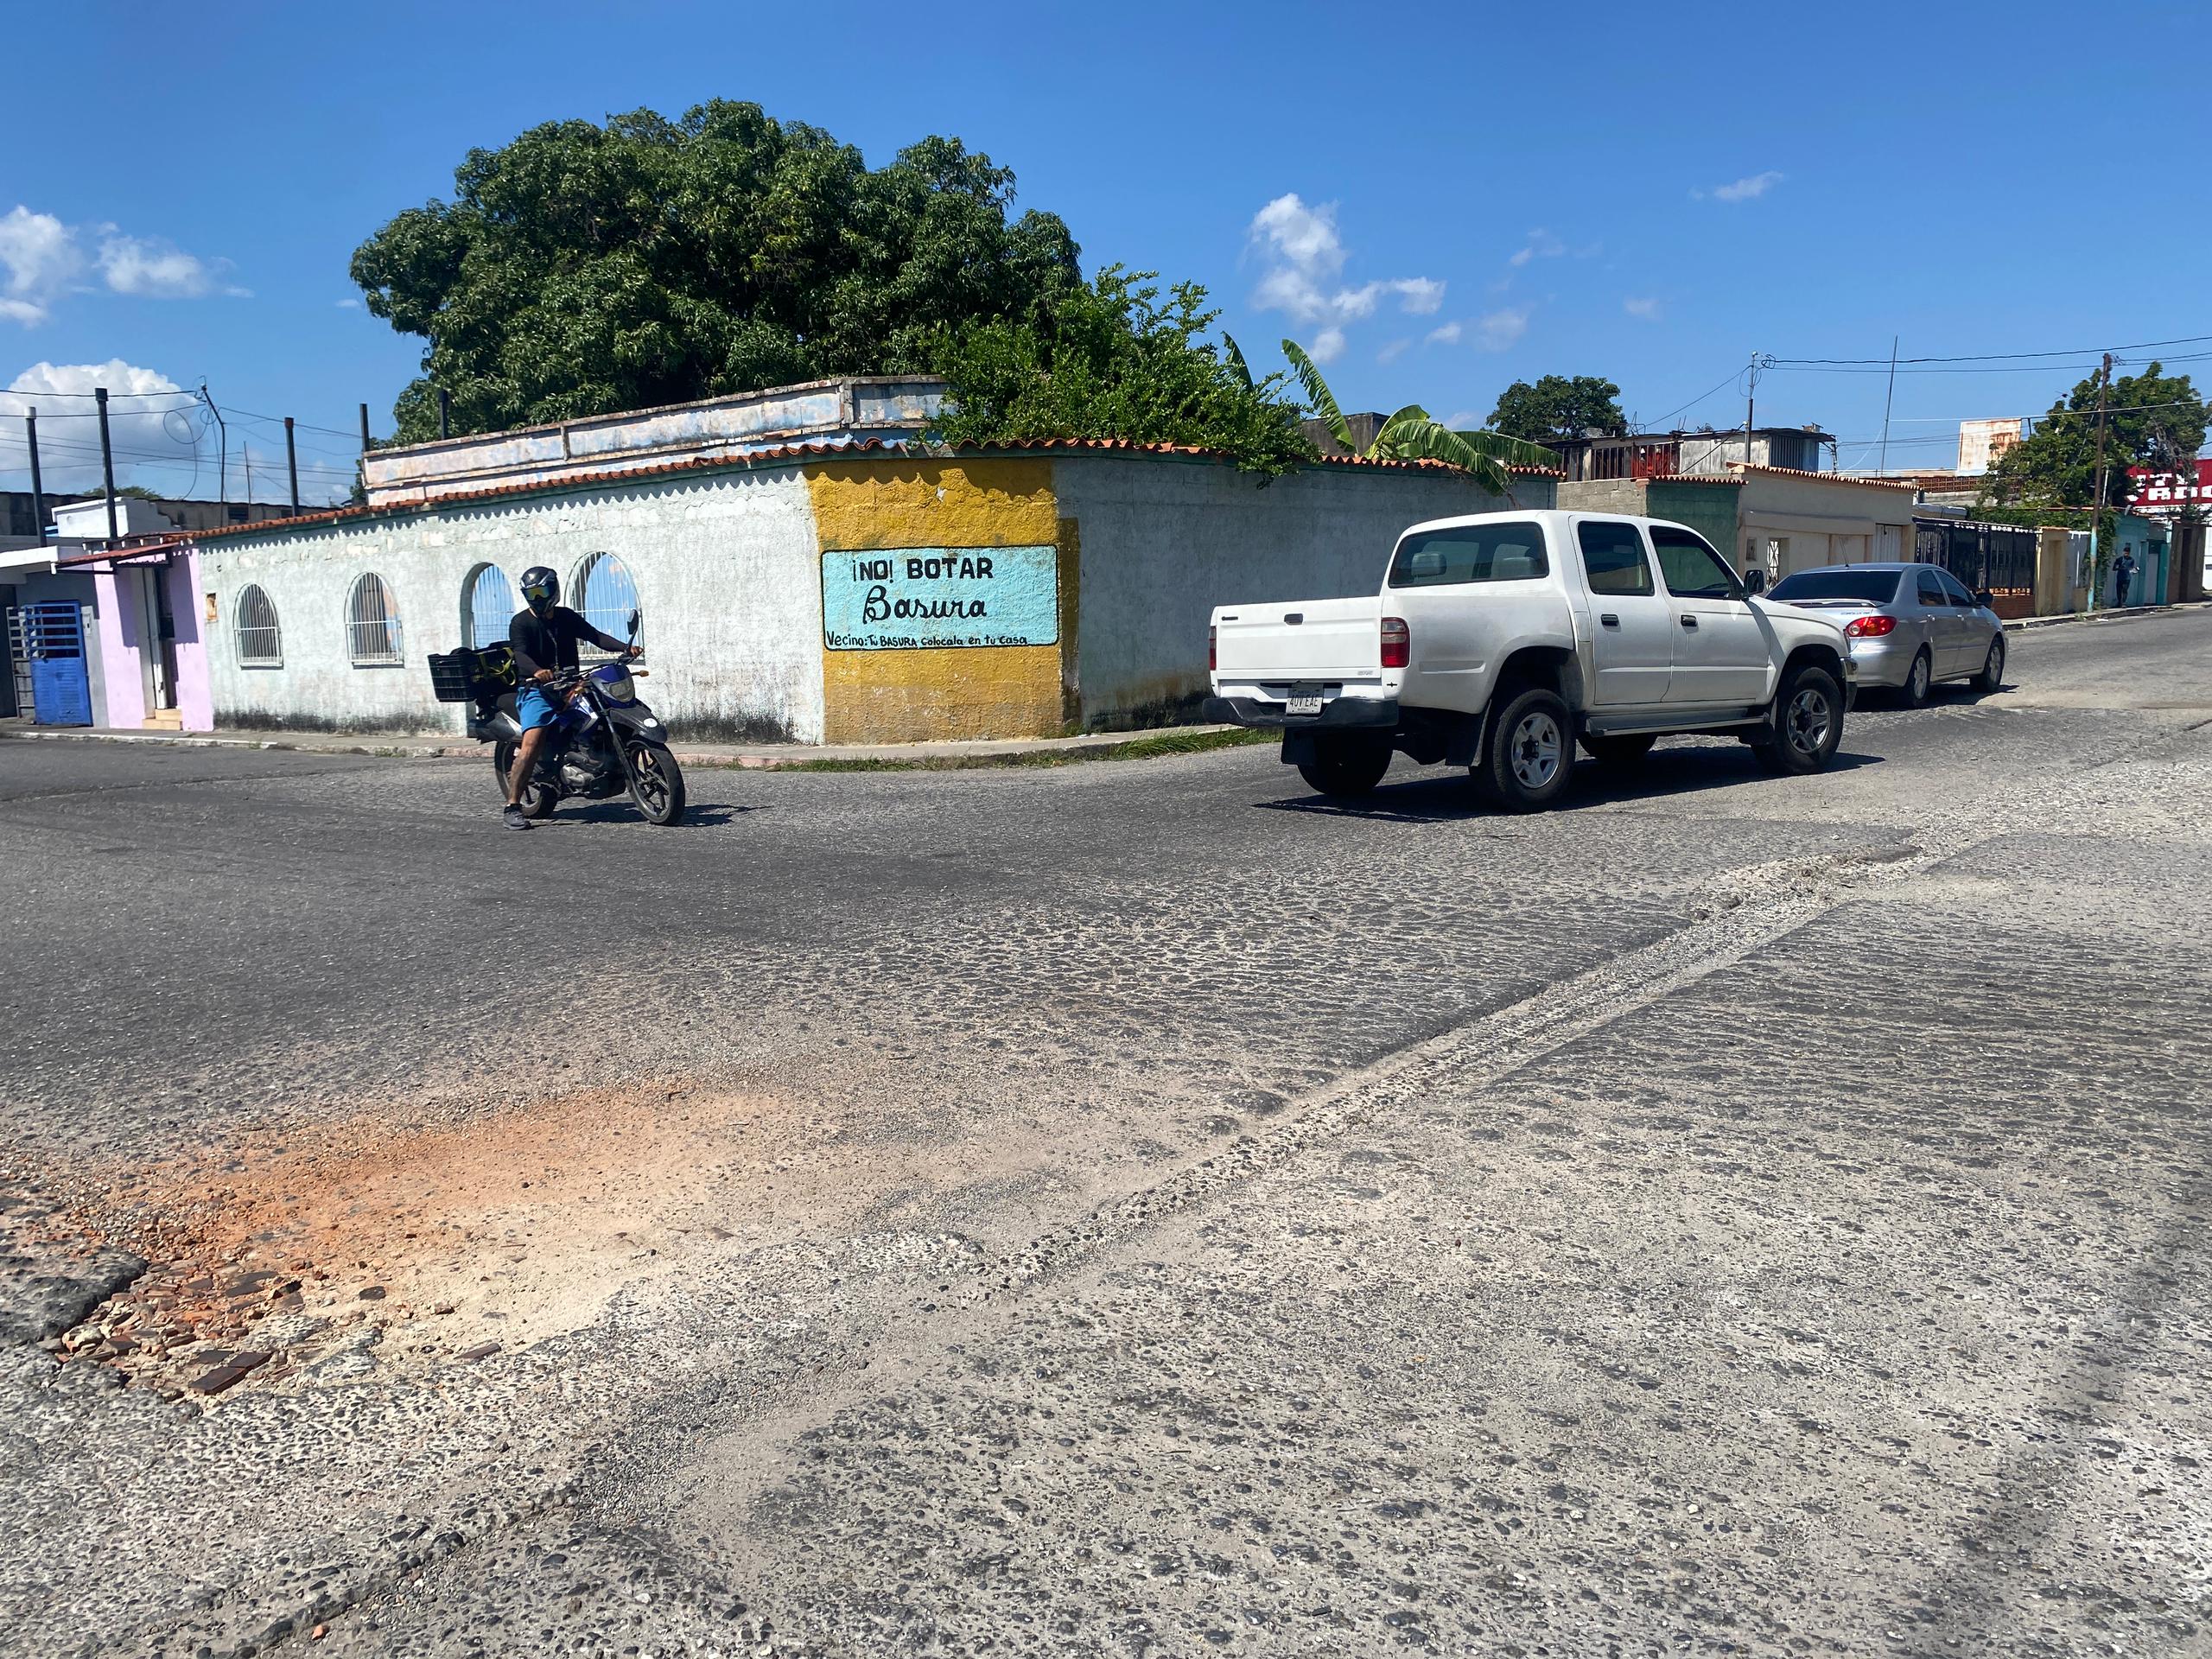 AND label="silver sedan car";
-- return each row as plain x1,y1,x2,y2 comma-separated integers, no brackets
1766,563,2006,706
